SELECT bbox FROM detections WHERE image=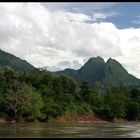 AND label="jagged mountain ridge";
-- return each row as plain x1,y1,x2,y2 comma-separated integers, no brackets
57,56,140,91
